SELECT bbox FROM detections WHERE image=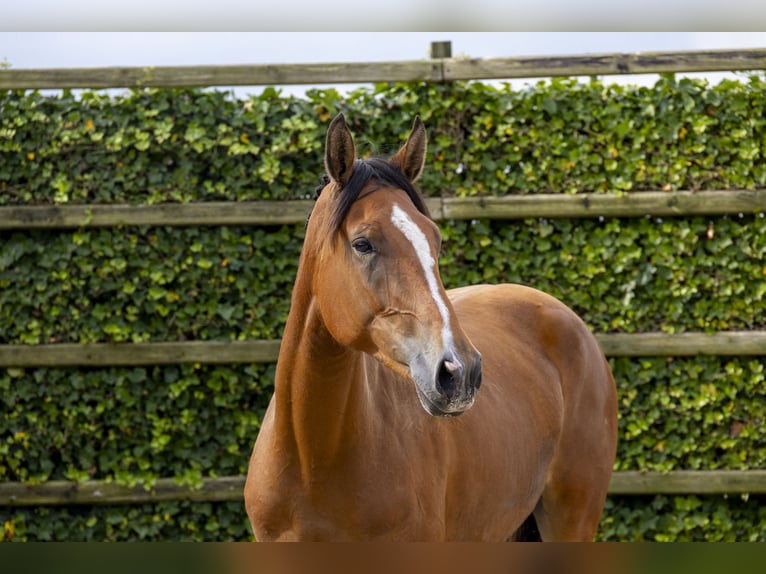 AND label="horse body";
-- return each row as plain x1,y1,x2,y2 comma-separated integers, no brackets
244,115,617,541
